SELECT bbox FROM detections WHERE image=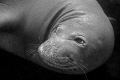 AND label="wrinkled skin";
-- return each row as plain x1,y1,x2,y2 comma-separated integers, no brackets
0,0,114,74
